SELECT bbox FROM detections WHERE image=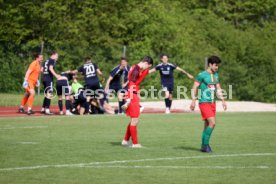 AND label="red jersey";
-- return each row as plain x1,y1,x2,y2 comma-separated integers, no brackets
126,64,149,118
127,64,149,94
